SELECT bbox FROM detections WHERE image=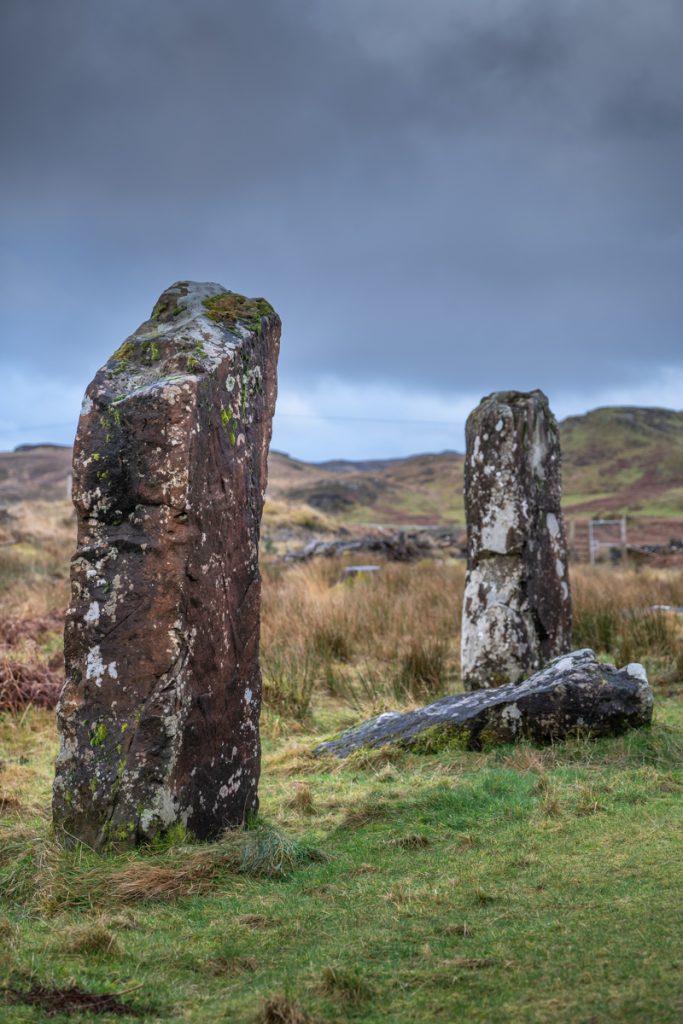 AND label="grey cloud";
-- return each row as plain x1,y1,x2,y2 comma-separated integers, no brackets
1,0,682,435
